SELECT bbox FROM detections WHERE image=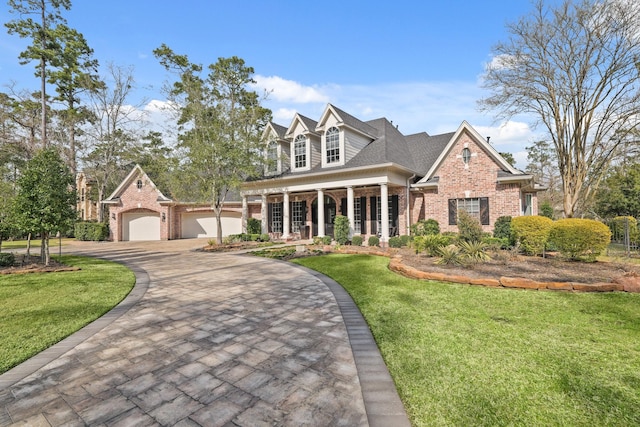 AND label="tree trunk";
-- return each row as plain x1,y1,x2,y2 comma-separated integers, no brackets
44,234,50,266
215,209,223,245
40,236,45,263
26,233,31,263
